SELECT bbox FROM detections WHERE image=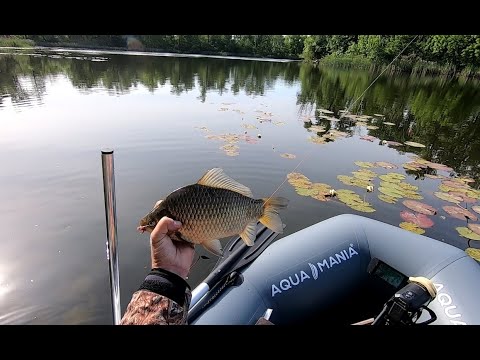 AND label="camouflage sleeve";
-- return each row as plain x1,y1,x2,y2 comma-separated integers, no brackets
120,268,192,325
